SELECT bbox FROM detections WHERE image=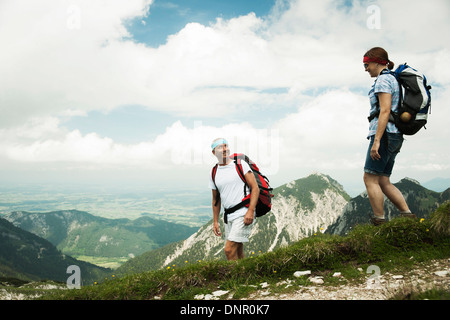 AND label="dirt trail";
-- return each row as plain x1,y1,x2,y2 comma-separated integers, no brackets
247,259,449,300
